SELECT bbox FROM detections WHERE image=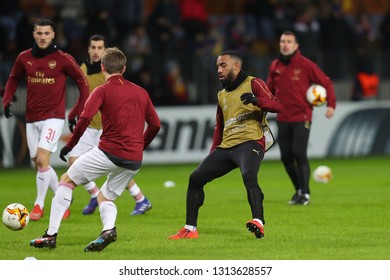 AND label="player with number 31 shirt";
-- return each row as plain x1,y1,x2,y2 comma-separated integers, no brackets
2,18,89,221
